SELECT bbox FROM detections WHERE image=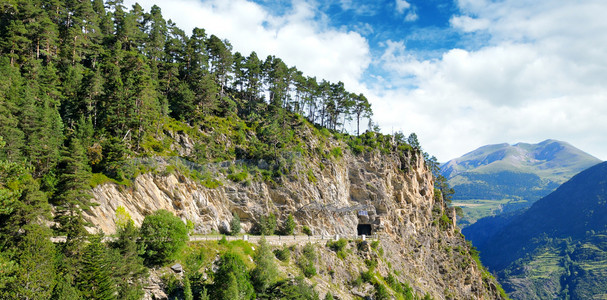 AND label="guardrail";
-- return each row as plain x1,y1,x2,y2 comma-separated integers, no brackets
51,234,379,245
189,234,379,245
